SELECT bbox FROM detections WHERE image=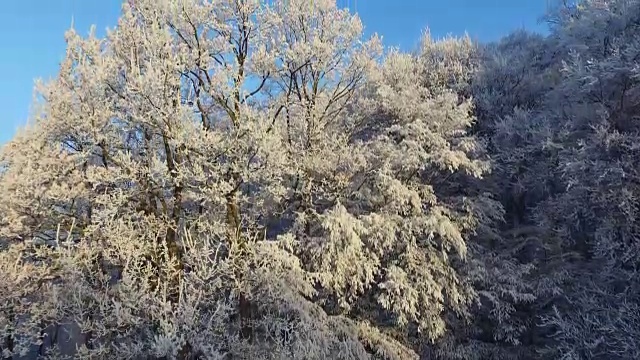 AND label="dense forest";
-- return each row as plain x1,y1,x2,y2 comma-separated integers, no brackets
1,0,639,359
